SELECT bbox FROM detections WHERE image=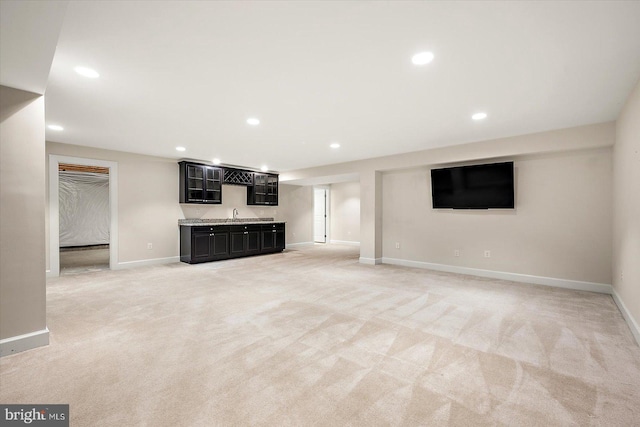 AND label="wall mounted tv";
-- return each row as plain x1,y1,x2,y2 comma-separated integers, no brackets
431,161,514,209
